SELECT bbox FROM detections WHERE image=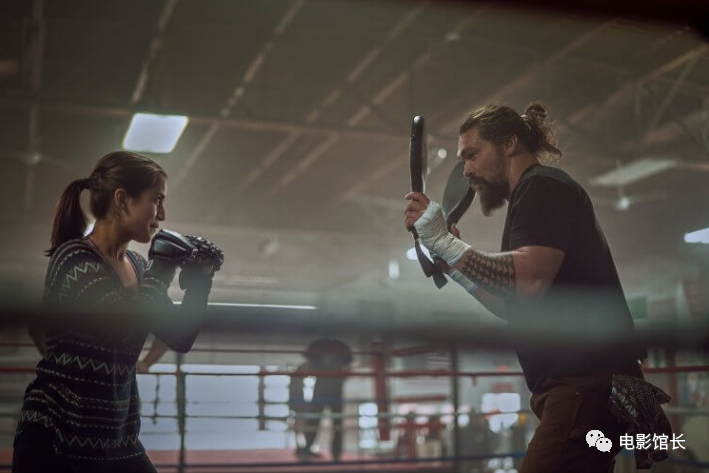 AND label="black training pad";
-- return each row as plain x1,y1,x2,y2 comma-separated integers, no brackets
441,161,475,228
408,115,446,288
409,115,427,193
